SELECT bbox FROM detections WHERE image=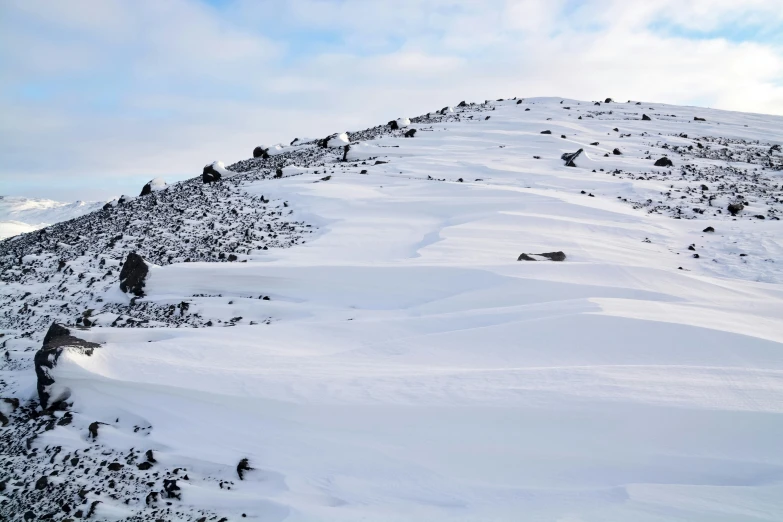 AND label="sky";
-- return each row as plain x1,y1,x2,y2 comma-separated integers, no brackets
1,0,783,202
